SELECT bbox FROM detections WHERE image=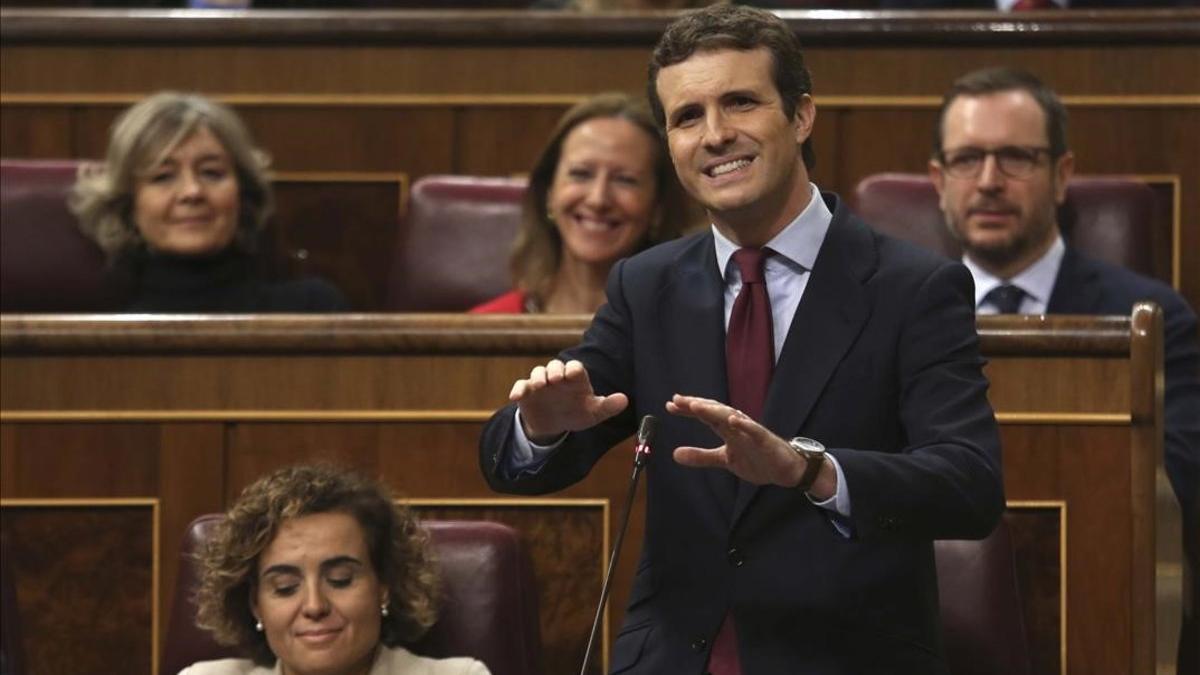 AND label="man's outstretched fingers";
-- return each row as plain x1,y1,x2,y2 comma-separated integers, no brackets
673,445,727,468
